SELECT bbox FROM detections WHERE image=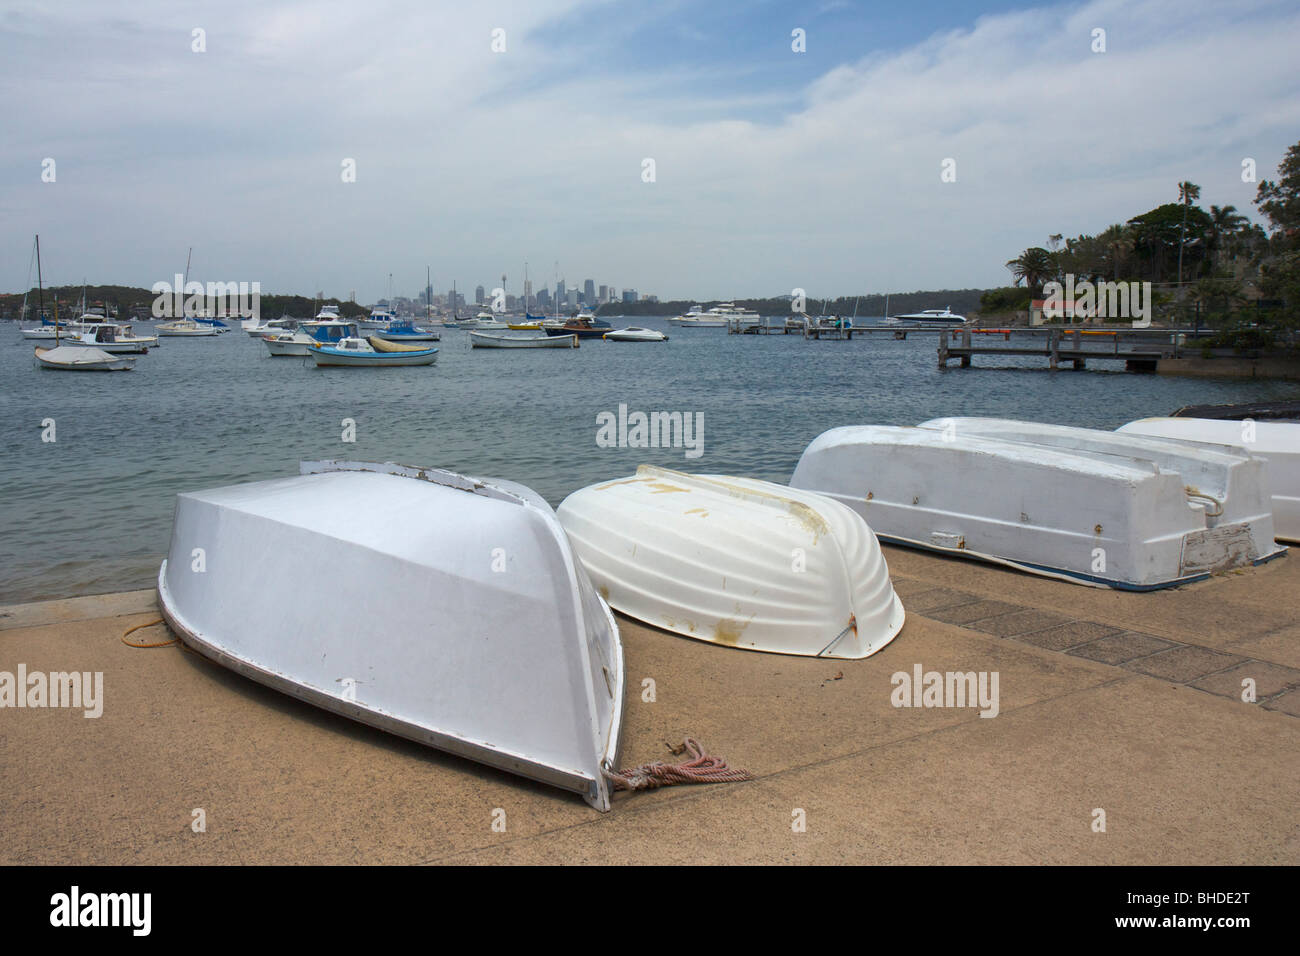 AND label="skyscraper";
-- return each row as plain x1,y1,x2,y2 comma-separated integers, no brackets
584,279,595,304
475,285,485,305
